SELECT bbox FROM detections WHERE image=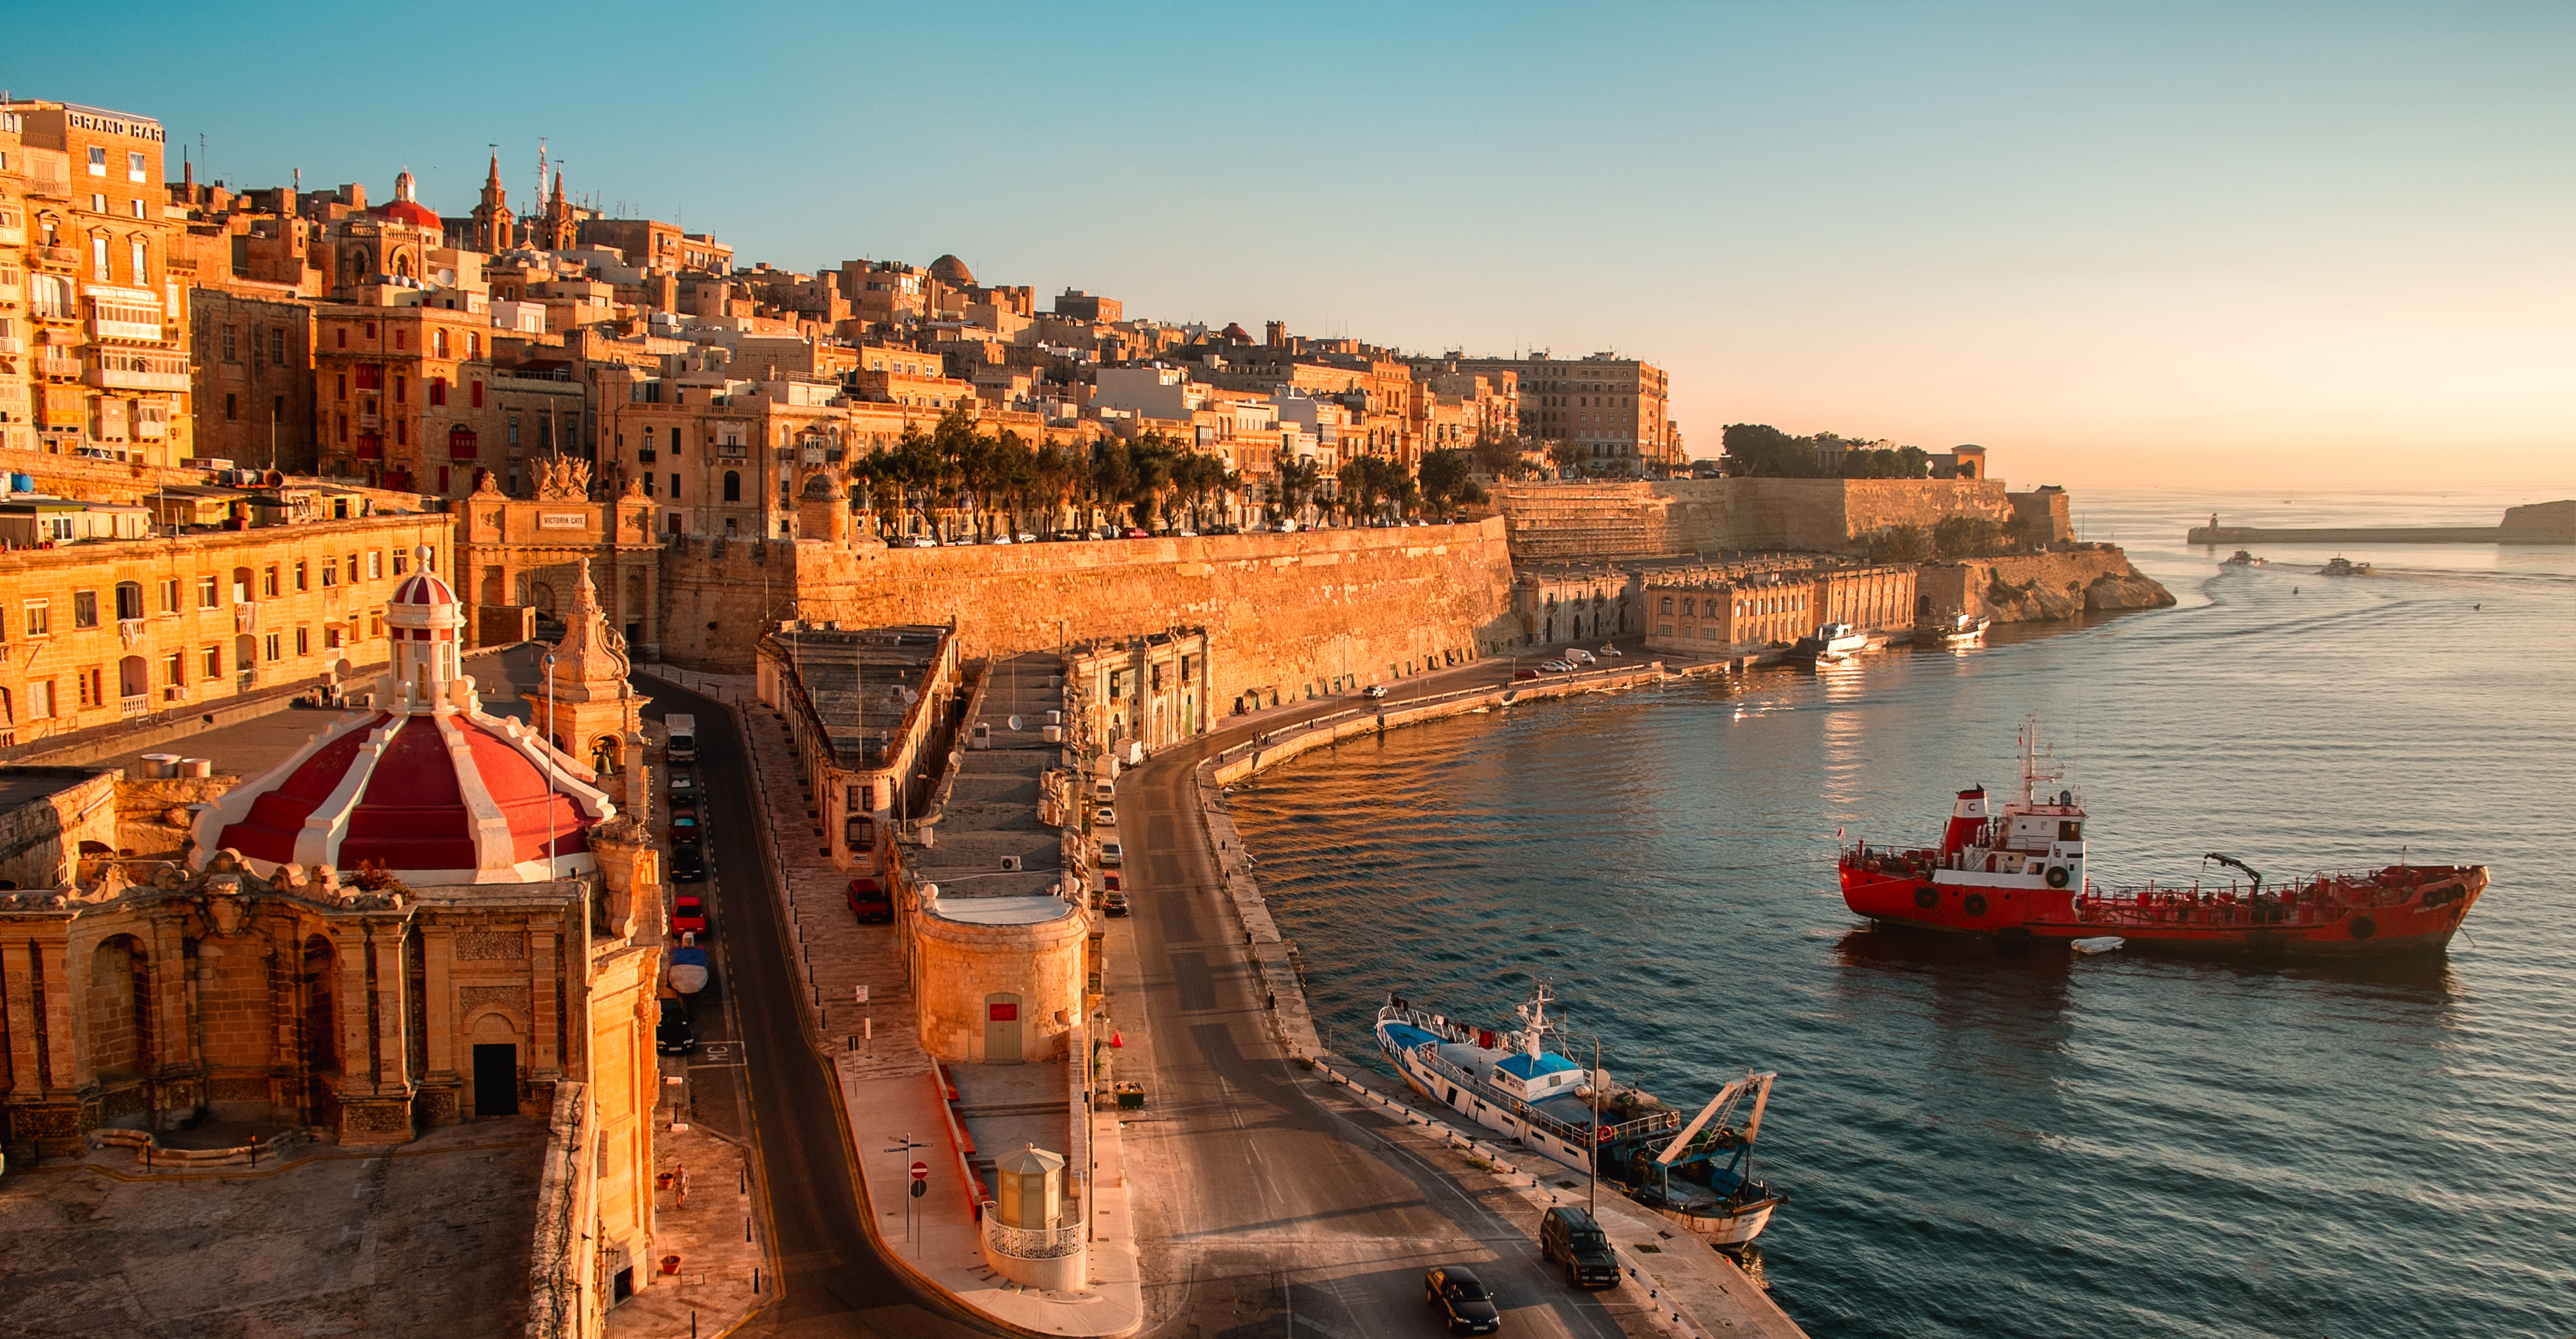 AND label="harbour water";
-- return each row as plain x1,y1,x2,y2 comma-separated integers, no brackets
1231,487,2576,1339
